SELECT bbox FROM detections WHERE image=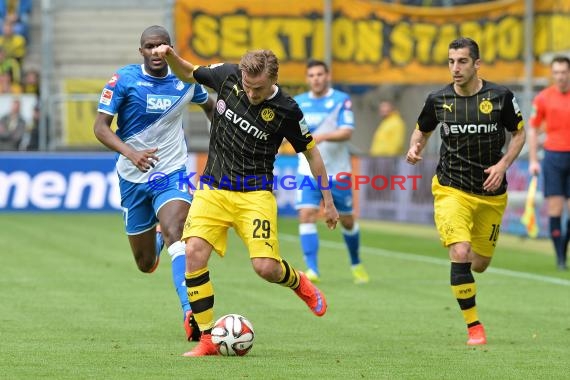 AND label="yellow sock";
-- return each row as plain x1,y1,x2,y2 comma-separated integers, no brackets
450,262,479,326
277,260,300,289
185,268,215,332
